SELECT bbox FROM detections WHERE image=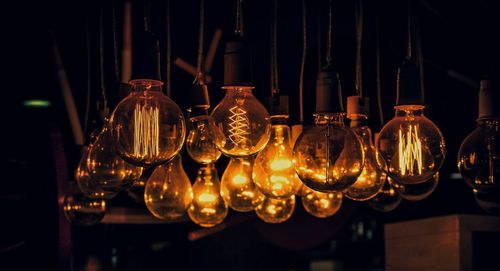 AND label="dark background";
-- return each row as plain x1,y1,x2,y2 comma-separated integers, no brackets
1,0,499,270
